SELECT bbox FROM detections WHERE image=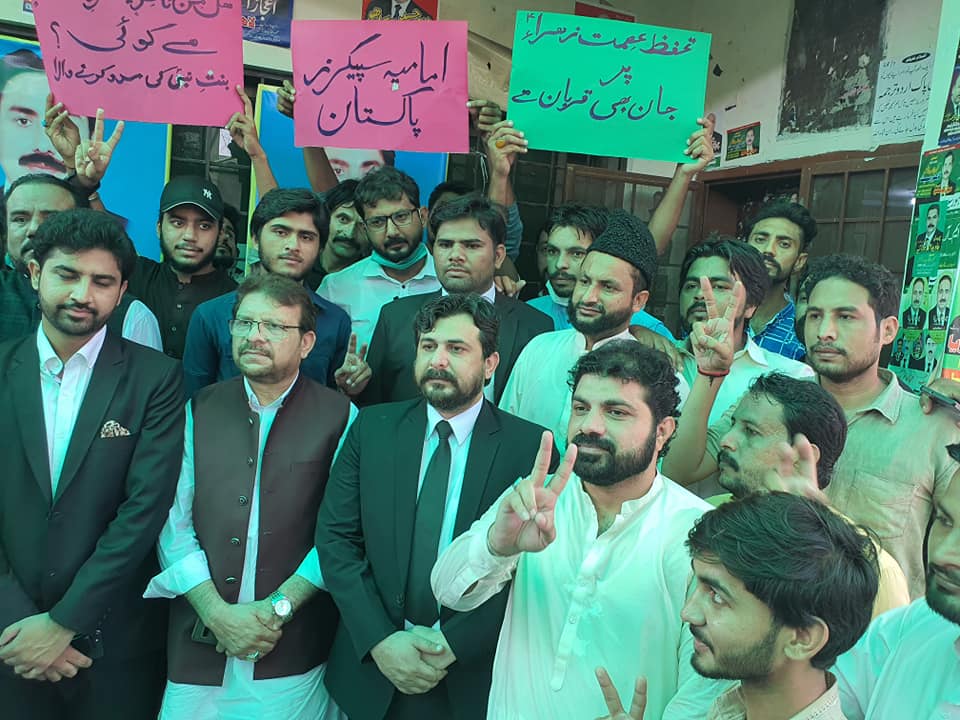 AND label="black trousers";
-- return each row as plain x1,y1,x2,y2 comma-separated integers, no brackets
1,651,165,720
